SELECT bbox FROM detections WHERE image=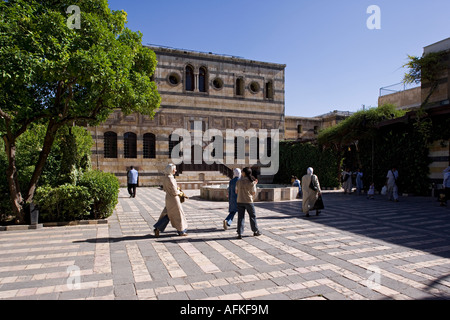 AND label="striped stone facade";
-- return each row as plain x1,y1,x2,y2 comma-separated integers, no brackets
87,46,286,187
